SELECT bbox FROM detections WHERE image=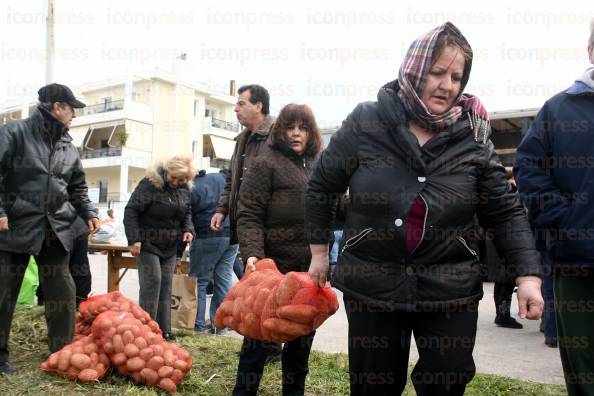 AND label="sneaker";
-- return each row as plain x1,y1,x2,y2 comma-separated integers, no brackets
194,327,210,334
211,327,229,336
0,362,17,375
494,315,523,329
